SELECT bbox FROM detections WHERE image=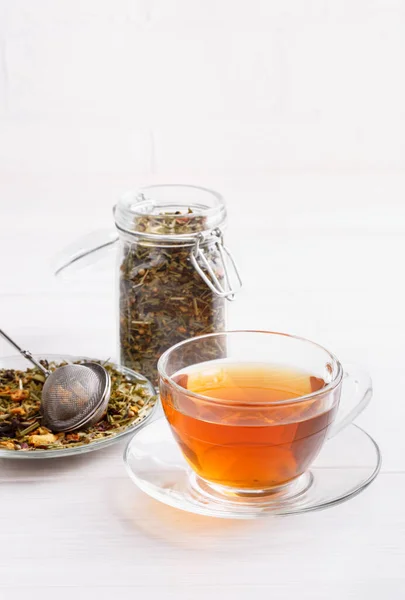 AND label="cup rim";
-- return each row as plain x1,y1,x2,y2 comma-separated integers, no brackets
157,330,344,406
